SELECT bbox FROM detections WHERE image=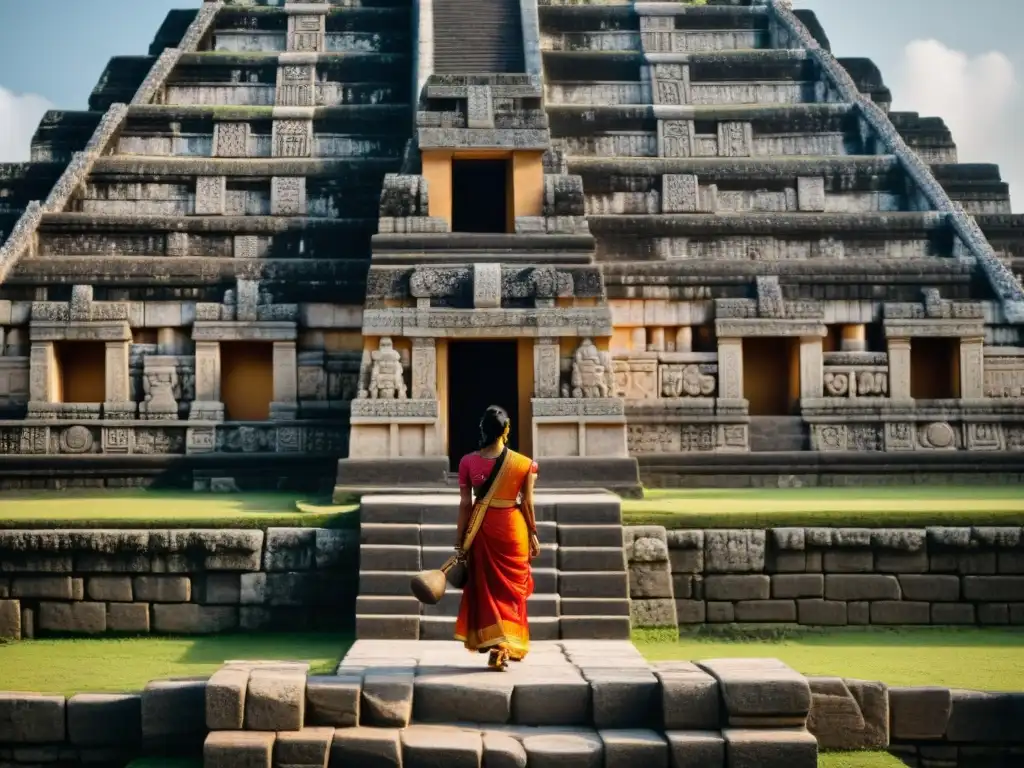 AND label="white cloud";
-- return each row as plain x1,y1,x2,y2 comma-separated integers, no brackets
894,39,1022,209
0,86,54,163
